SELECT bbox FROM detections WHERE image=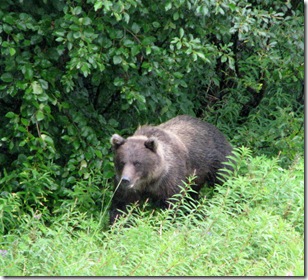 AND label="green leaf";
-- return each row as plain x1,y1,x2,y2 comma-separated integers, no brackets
165,1,172,11
41,134,54,146
146,46,151,55
39,79,49,90
179,28,184,38
196,52,205,60
229,3,237,11
55,37,64,42
124,13,130,24
19,140,27,147
174,72,184,78
114,77,124,86
142,36,156,45
202,5,209,16
94,149,103,159
1,73,13,83
94,1,103,11
31,81,43,94
3,24,13,33
21,118,30,126
37,94,49,102
152,22,160,28
113,55,122,65
123,39,134,47
36,110,44,121
73,31,81,39
3,14,15,25
73,6,82,15
81,17,92,25
131,22,140,34
81,64,90,77
22,65,34,80
228,57,235,70
221,55,227,63
9,48,16,56
176,41,182,49
73,140,80,150
131,45,140,56
67,176,76,183
80,159,87,169
5,112,16,119
173,12,180,21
